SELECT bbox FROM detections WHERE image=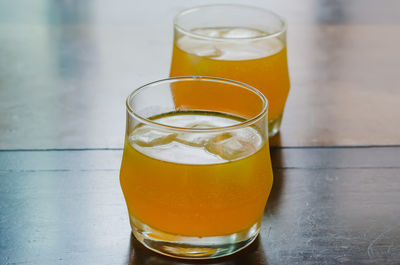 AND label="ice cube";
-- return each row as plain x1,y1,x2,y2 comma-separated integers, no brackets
129,125,177,147
174,122,215,147
222,28,262,39
193,28,222,38
175,133,209,147
206,132,257,161
177,36,222,58
193,46,222,58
